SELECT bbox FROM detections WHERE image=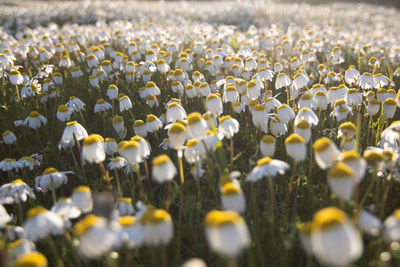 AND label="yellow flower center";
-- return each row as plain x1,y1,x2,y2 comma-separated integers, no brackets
74,214,99,235
27,206,47,219
285,134,305,144
43,167,58,175
257,157,272,166
83,134,104,145
153,154,171,166
13,251,47,267
312,207,347,230
222,182,242,195
313,137,331,152
205,210,242,226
